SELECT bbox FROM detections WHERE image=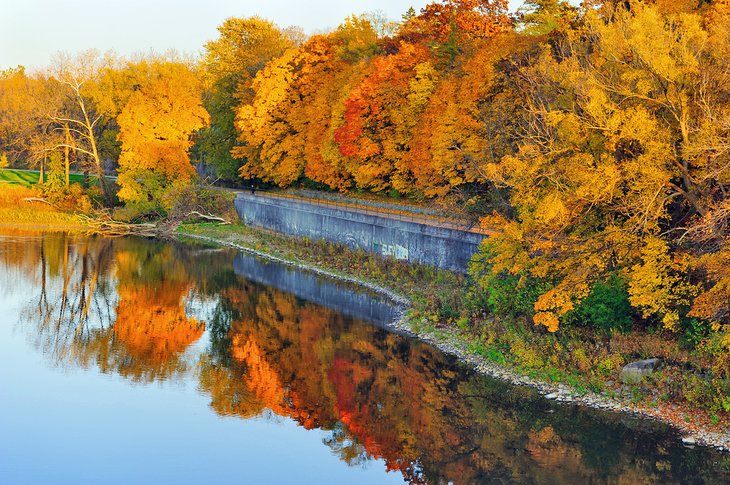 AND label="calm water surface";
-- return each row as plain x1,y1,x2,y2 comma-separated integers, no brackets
0,230,729,484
